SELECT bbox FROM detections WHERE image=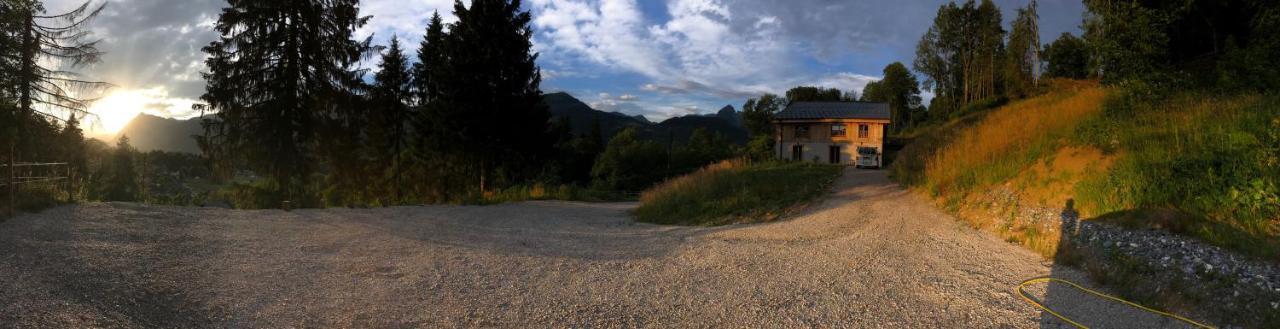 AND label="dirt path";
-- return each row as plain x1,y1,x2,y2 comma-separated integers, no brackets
0,169,1197,328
